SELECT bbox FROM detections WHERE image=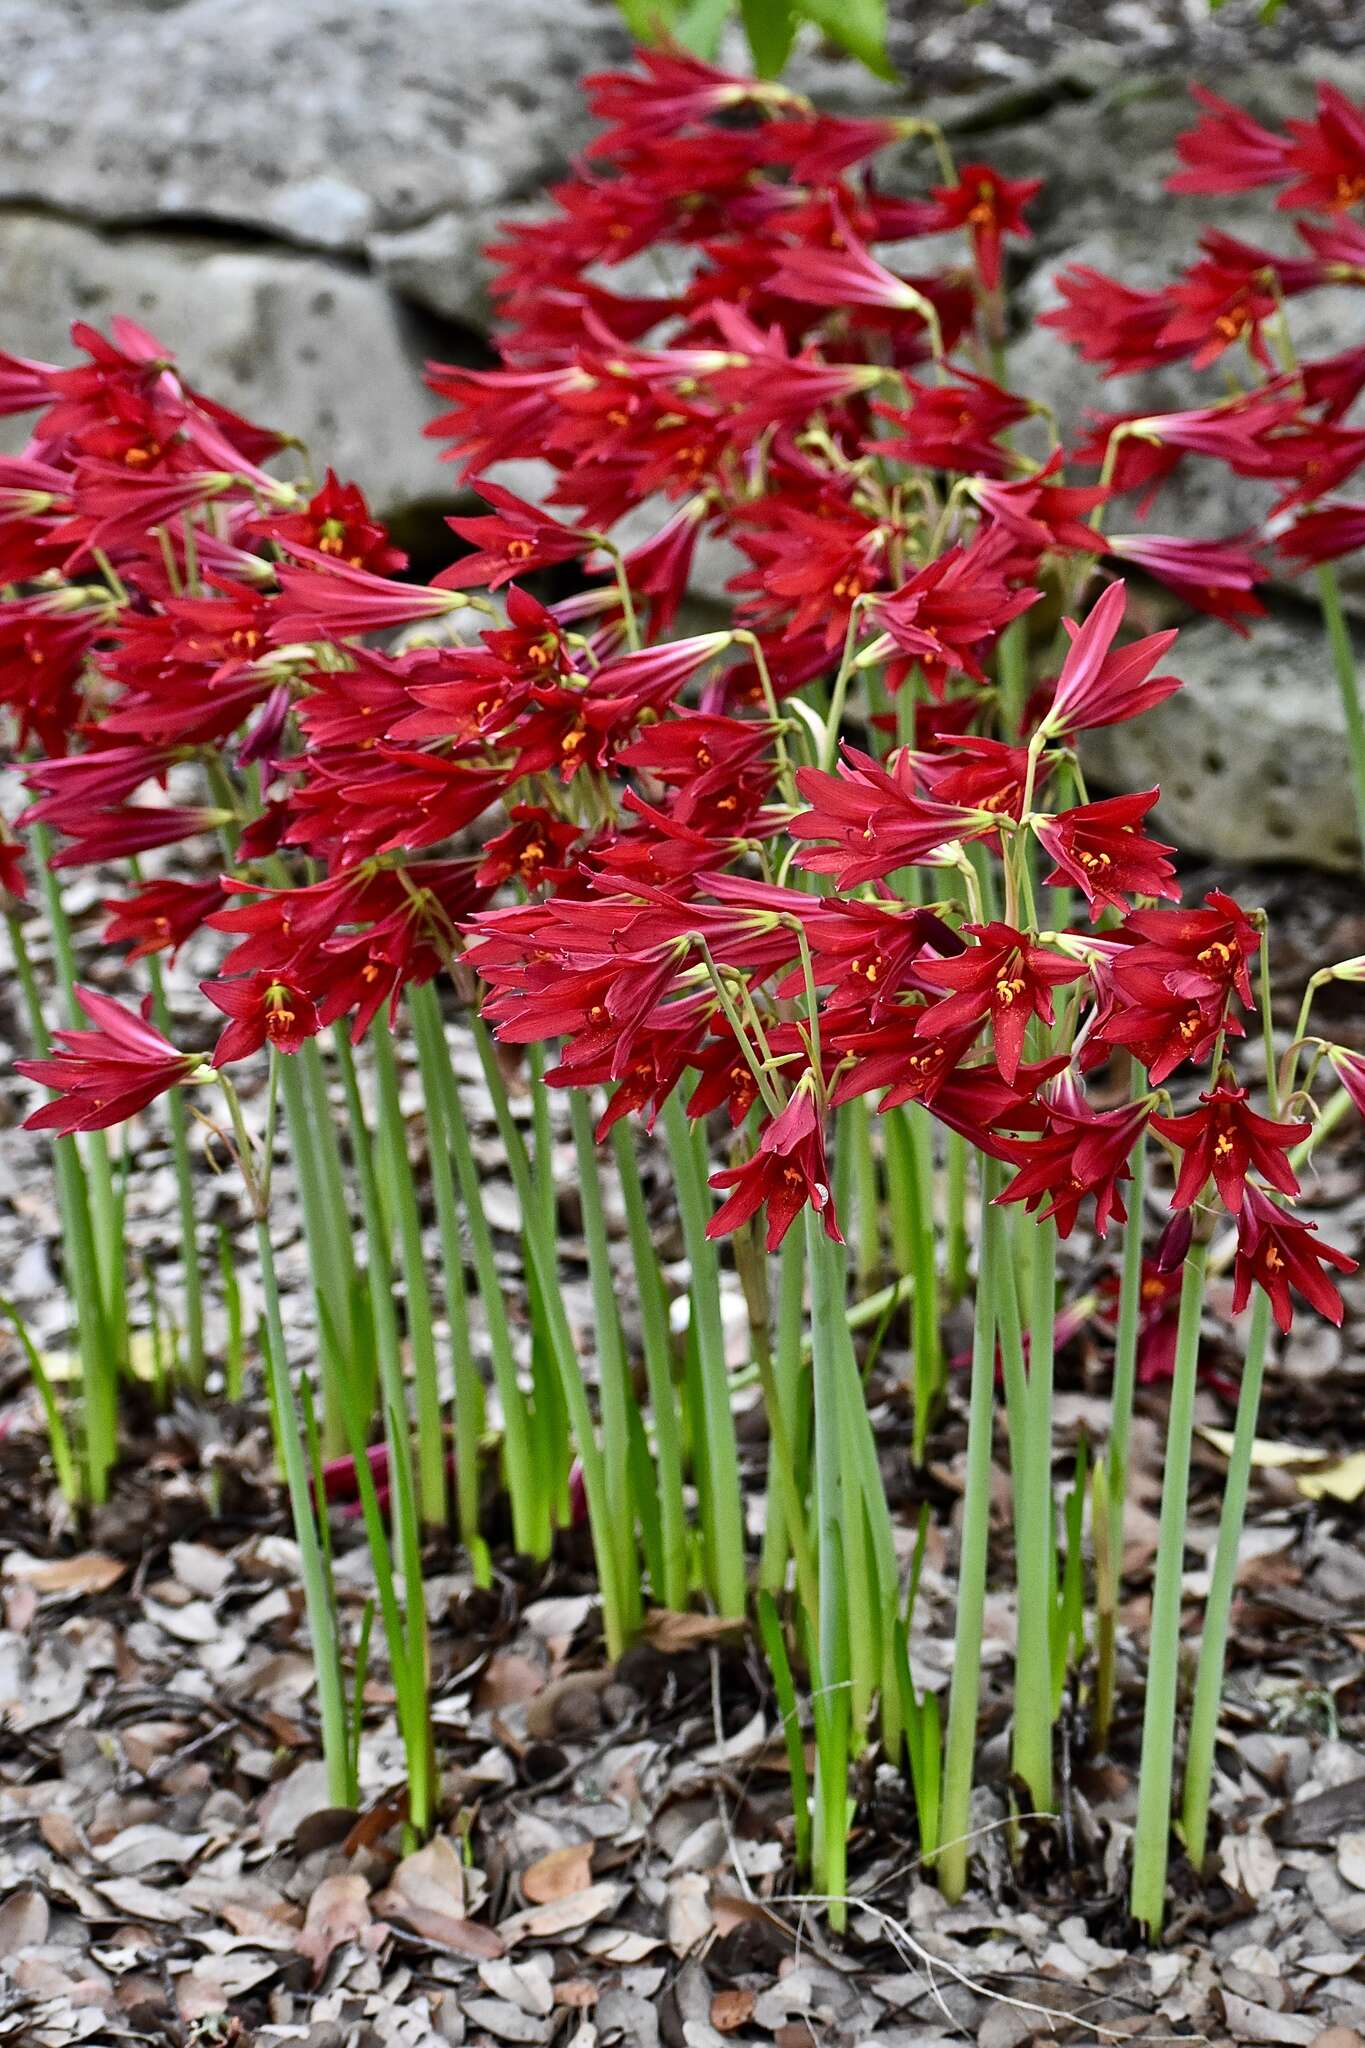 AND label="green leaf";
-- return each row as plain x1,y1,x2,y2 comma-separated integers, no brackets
740,0,797,75
616,0,681,41
674,0,734,55
794,0,895,79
